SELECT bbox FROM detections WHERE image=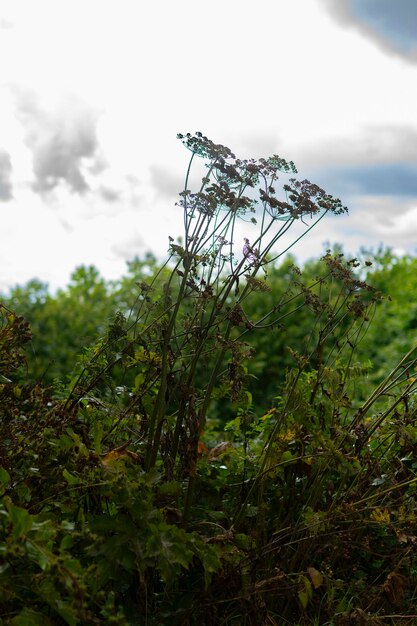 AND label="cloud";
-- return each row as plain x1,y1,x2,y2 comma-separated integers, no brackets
99,186,122,203
226,130,281,160
297,125,417,204
111,232,146,260
0,18,14,29
11,88,106,194
314,163,417,199
321,0,417,62
0,150,13,201
299,125,417,169
346,195,417,253
149,164,183,200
